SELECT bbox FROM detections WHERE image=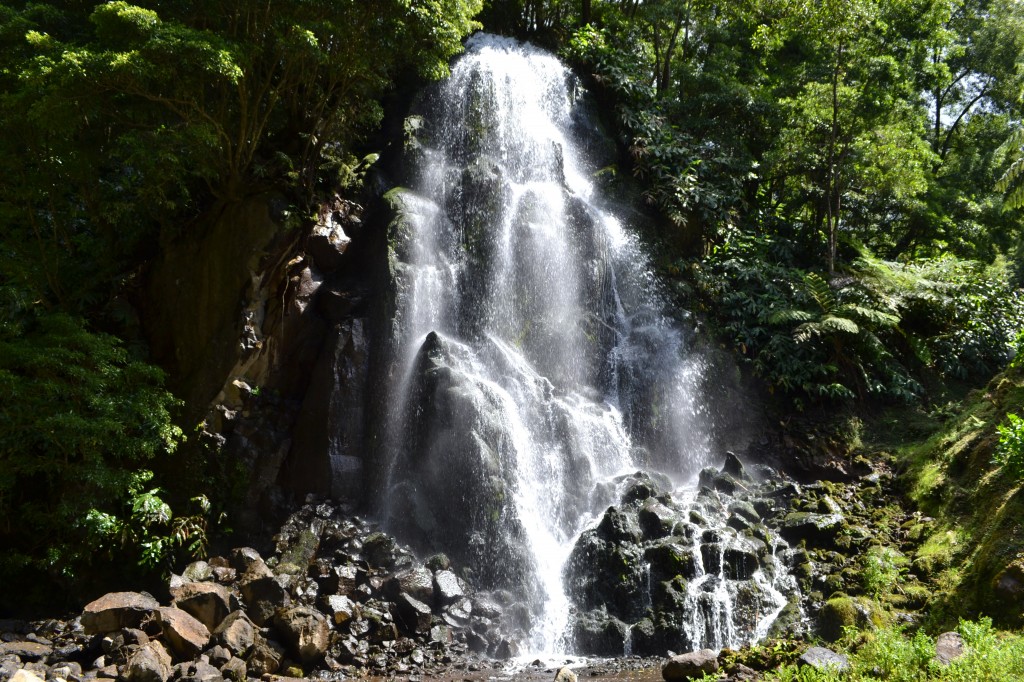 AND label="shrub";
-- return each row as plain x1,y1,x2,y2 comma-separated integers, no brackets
994,412,1024,478
0,310,192,611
